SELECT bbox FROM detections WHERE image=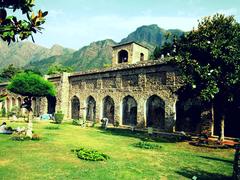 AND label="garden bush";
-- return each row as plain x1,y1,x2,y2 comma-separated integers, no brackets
71,148,110,161
55,111,64,124
133,141,162,150
45,125,60,130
